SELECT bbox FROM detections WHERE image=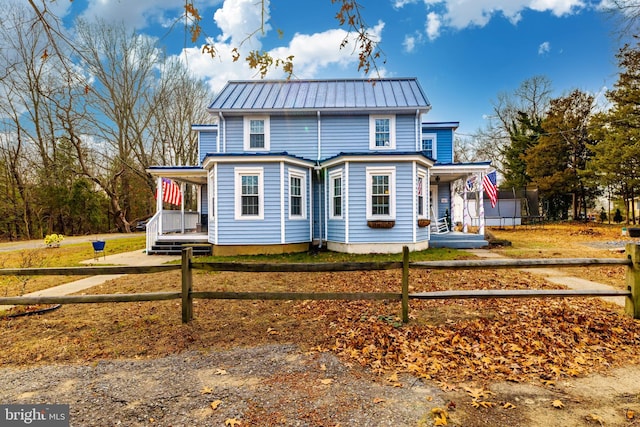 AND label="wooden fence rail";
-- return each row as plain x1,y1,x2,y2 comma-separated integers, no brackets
1,245,639,323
